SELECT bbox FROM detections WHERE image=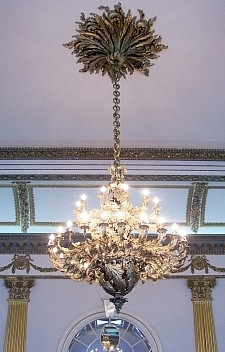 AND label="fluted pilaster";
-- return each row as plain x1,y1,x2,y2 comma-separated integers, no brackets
4,276,34,352
187,276,217,352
